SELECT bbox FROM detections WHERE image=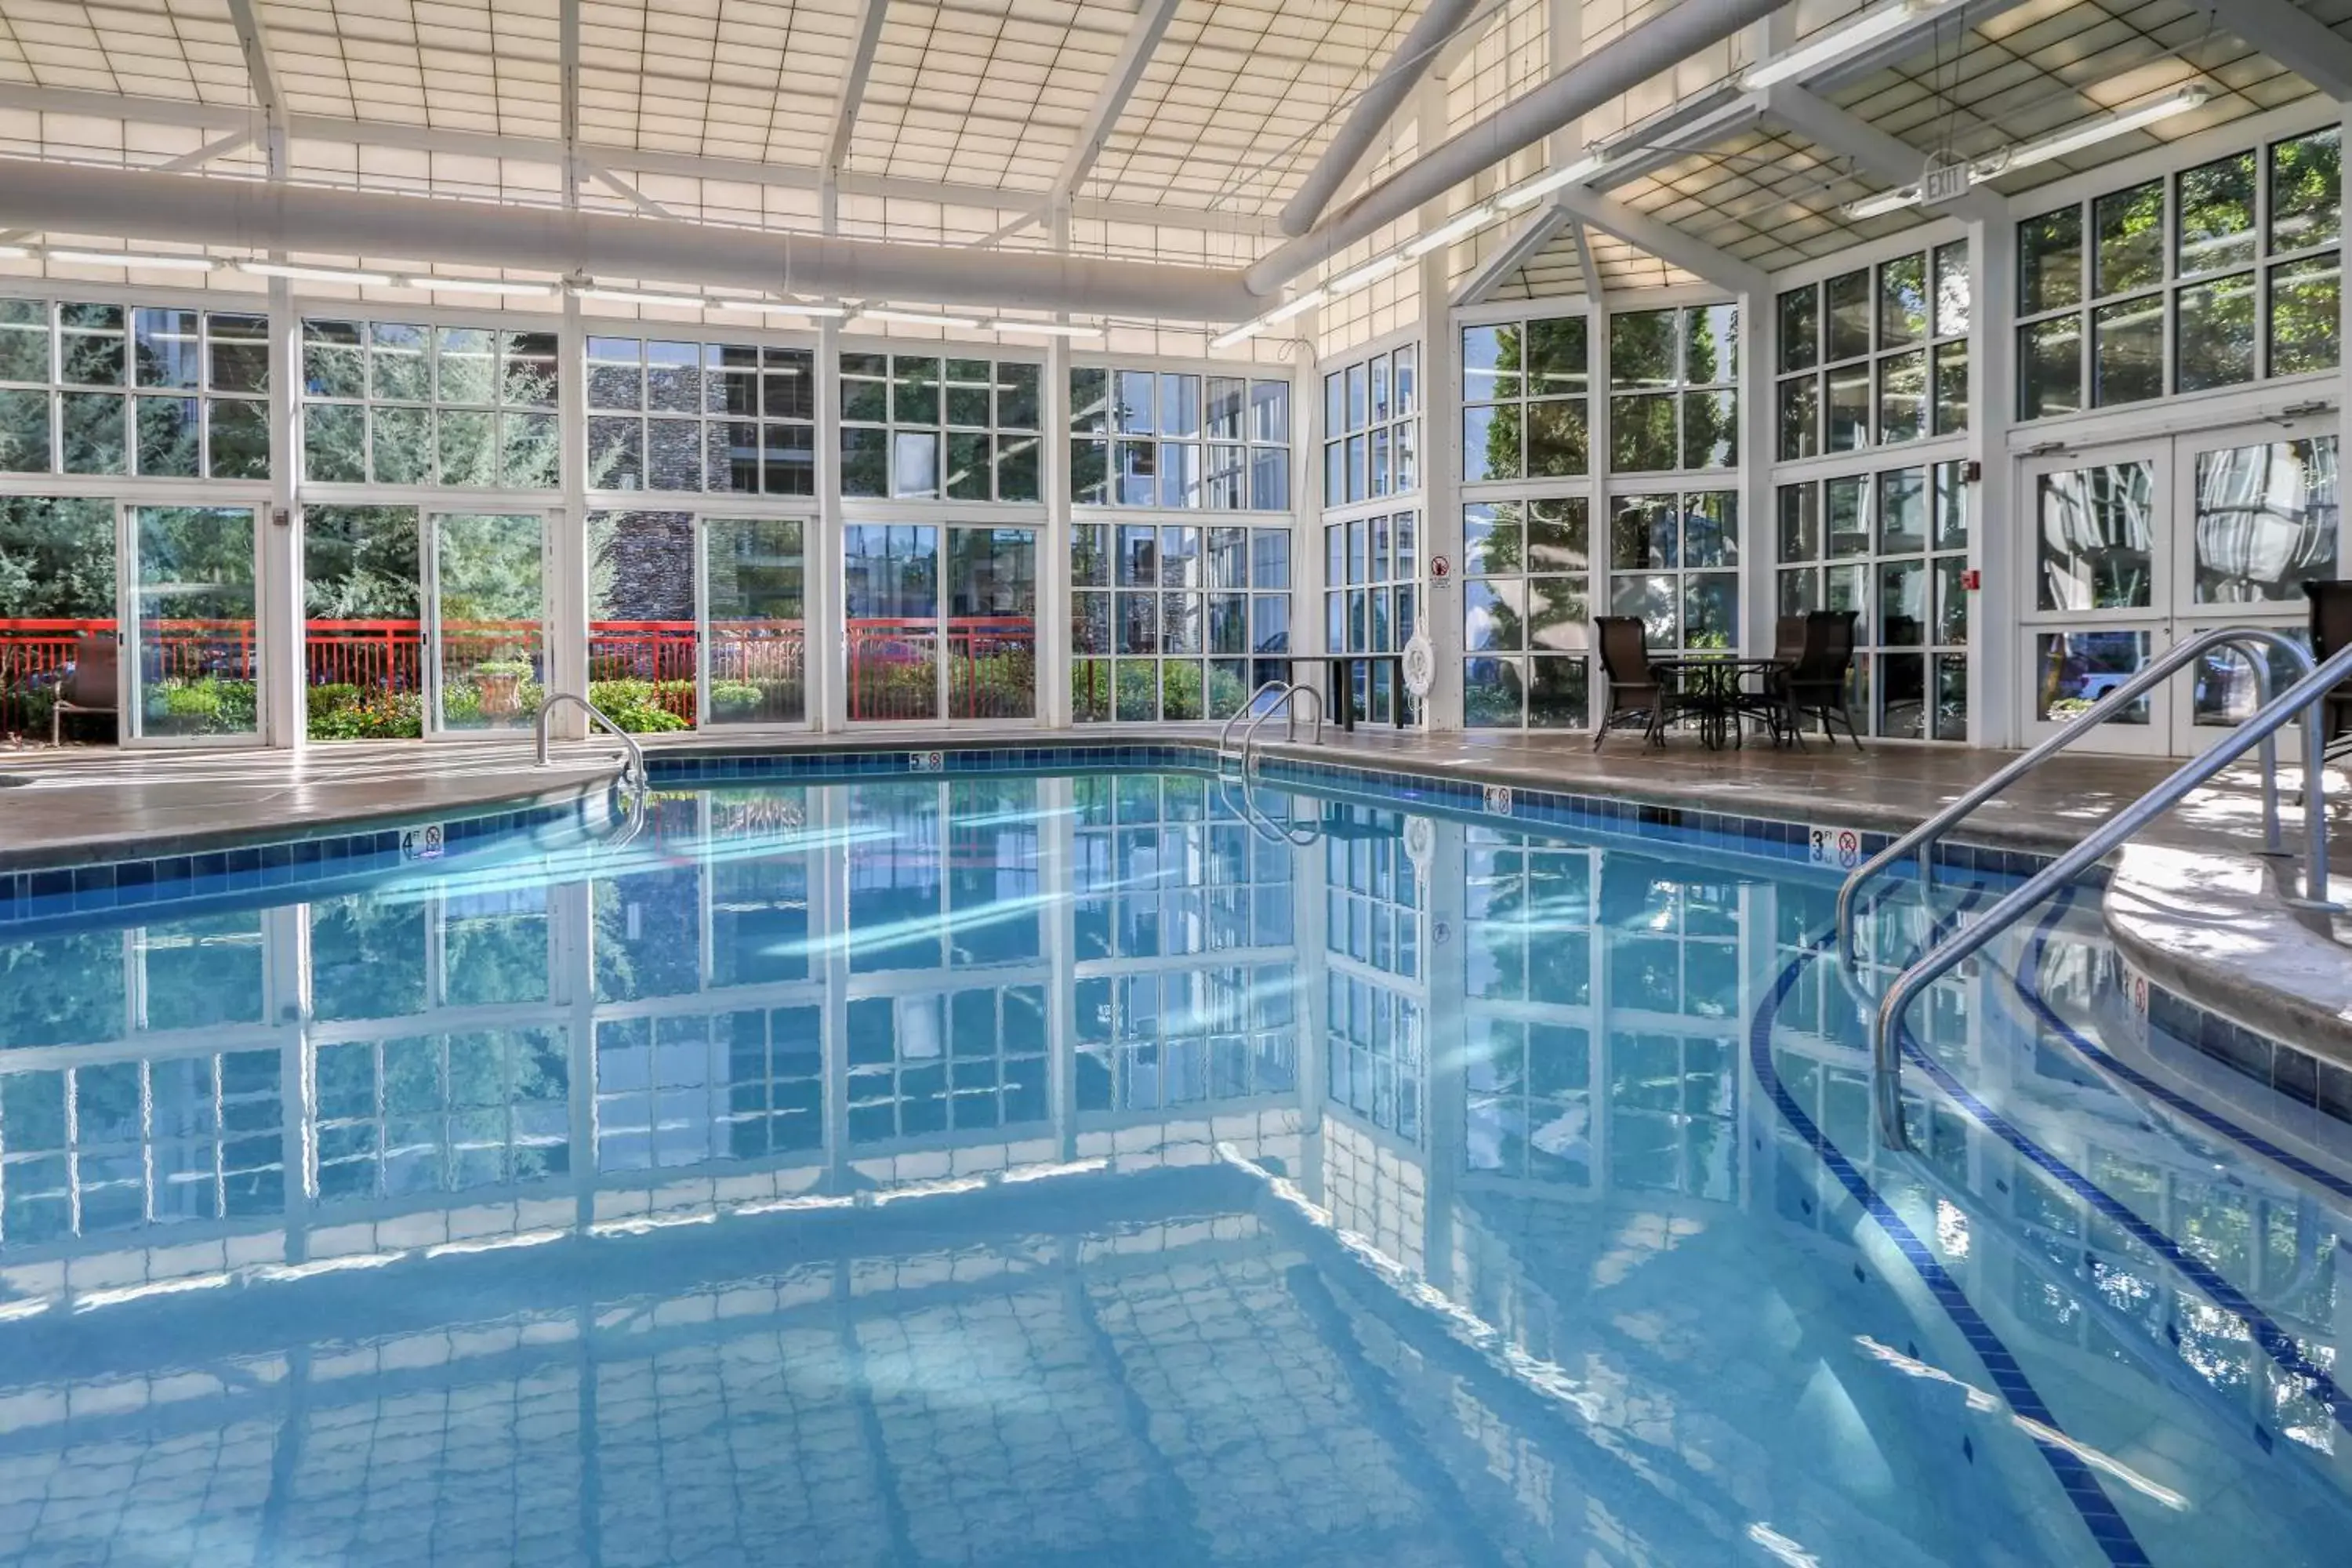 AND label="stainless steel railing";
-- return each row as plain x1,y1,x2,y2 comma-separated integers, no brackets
1865,637,2352,1150
1837,626,2325,978
1240,683,1323,775
535,692,648,791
